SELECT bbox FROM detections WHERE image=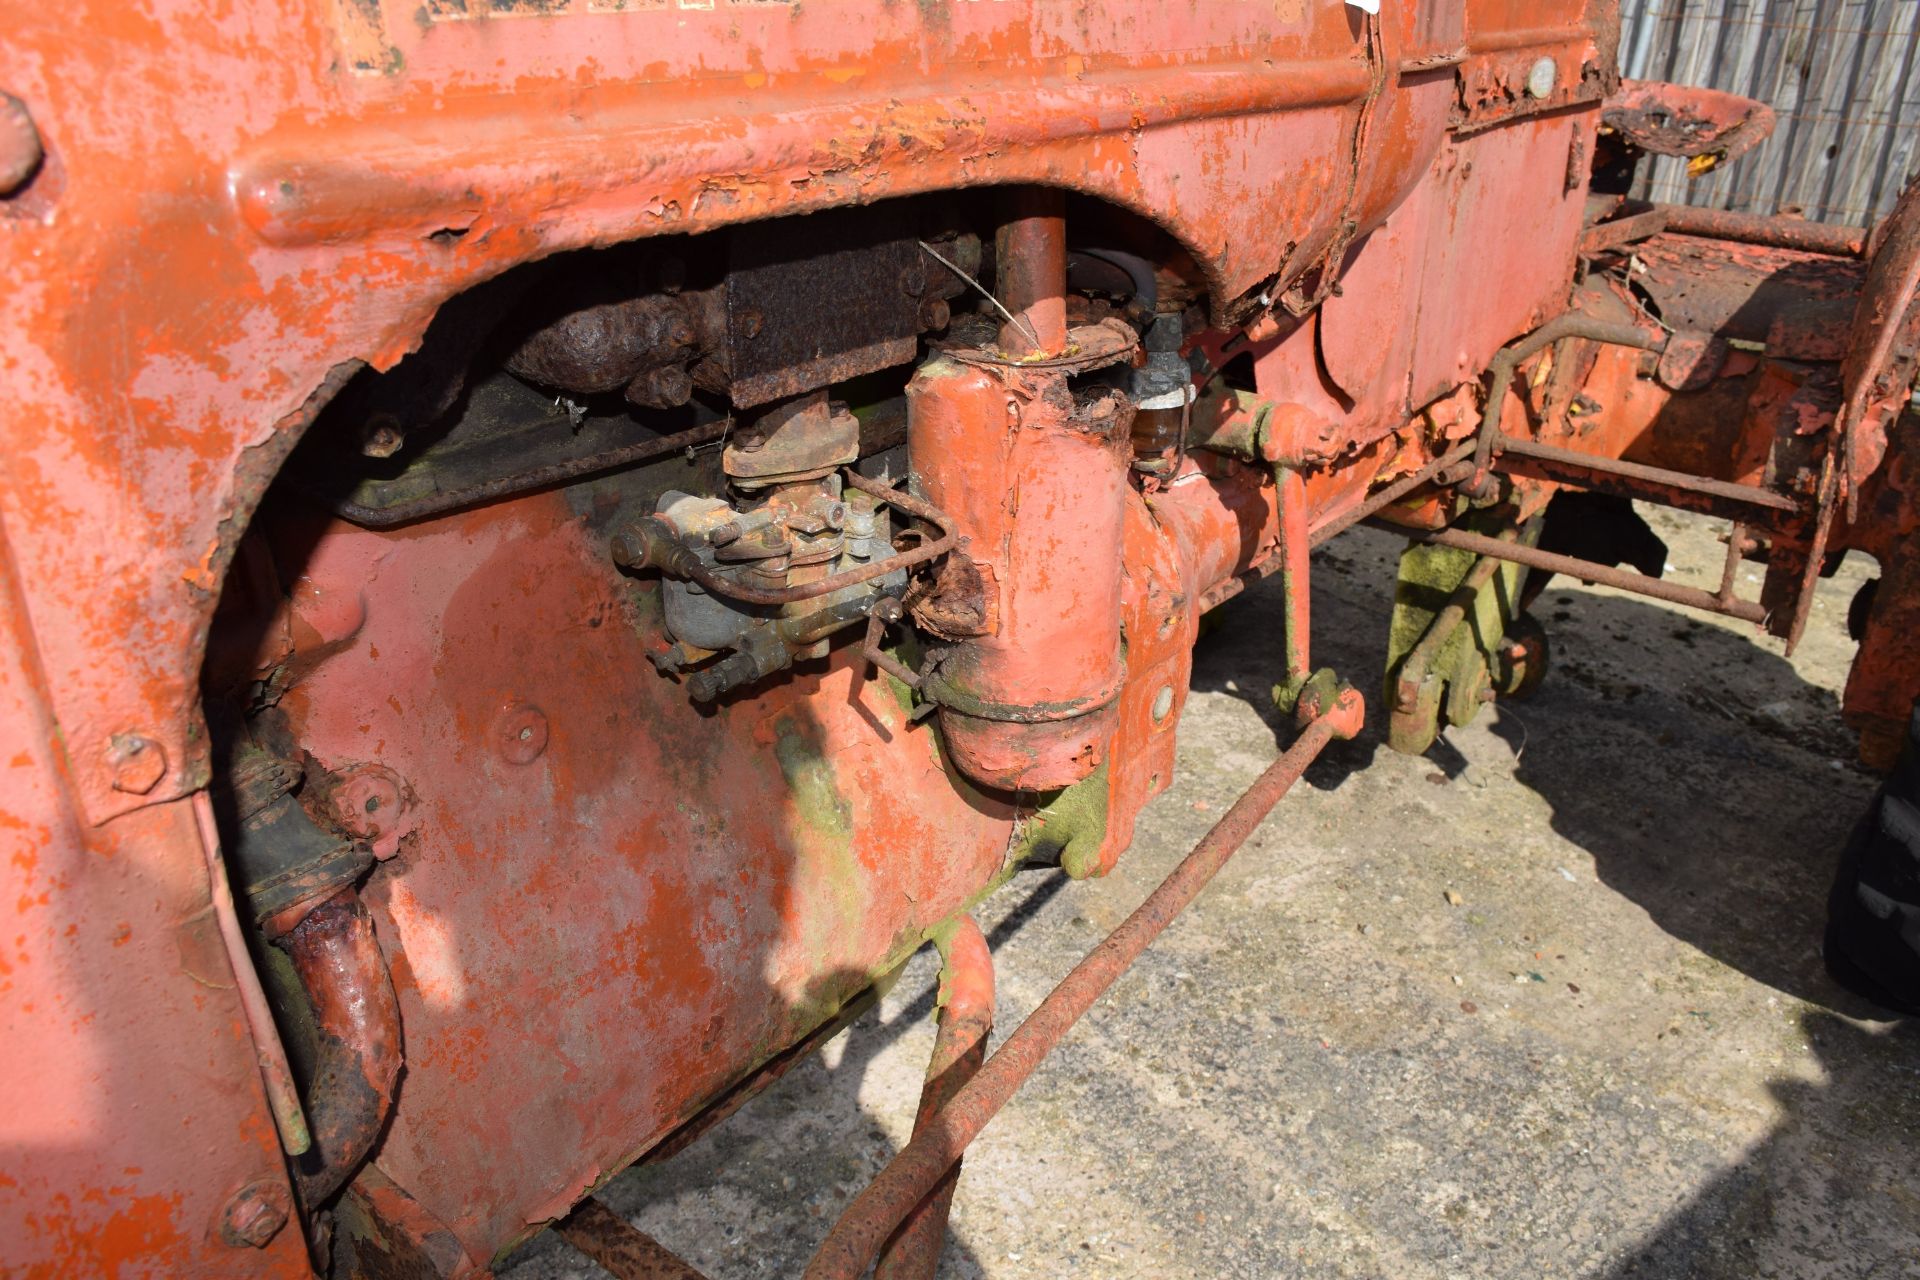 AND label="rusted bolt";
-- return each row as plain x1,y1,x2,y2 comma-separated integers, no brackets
610,526,654,569
107,733,167,795
708,519,744,546
919,298,951,331
361,416,405,458
0,94,43,197
493,703,549,765
873,597,904,624
627,364,693,410
332,768,404,841
219,1180,291,1249
737,309,765,340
